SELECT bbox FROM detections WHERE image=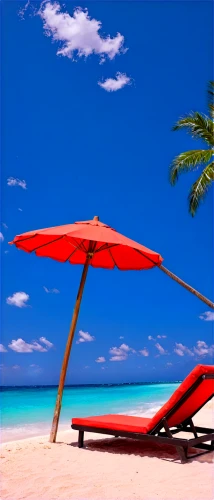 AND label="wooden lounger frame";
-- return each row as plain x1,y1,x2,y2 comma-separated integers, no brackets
72,373,214,463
